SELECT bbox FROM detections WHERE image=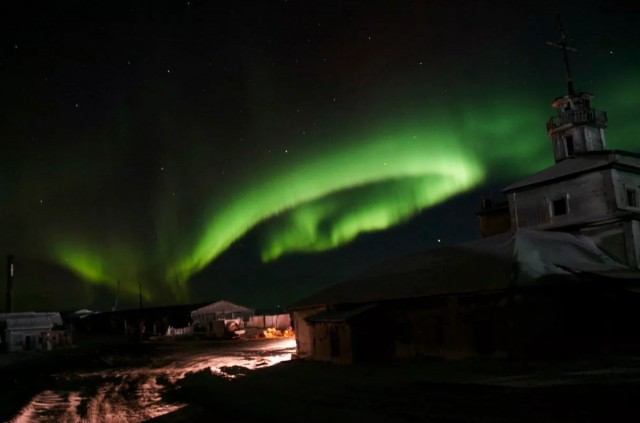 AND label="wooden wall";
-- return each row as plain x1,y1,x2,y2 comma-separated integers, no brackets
292,306,324,357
